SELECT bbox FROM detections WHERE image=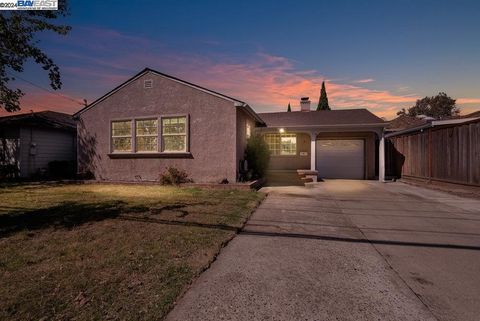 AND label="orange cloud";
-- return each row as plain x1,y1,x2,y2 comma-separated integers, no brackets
457,98,480,104
6,27,478,120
